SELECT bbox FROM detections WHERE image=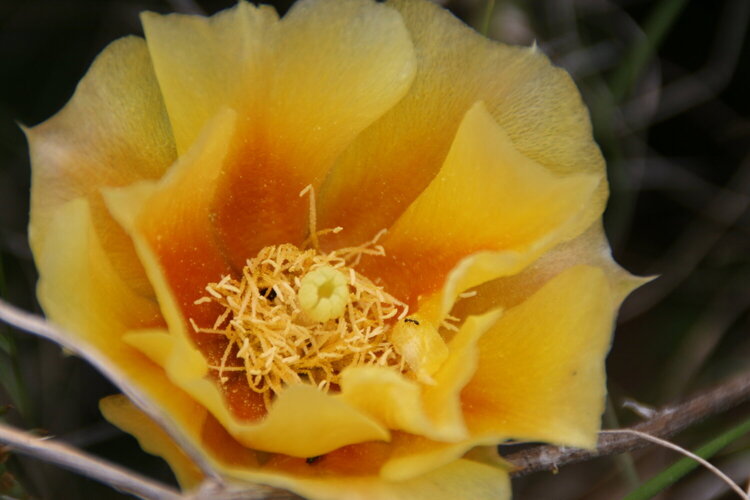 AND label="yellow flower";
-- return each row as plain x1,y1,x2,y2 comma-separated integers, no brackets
26,0,642,498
